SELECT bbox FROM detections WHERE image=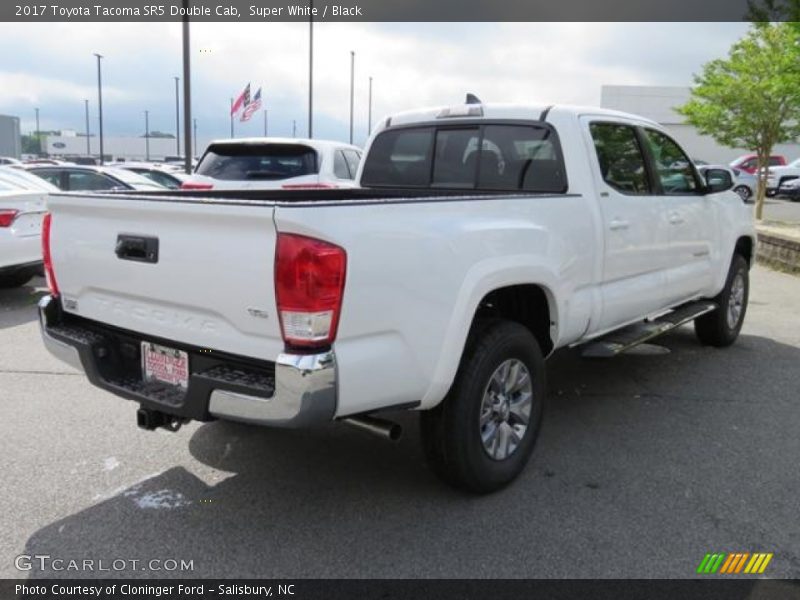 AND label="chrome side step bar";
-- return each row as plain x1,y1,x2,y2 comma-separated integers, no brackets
581,300,718,358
